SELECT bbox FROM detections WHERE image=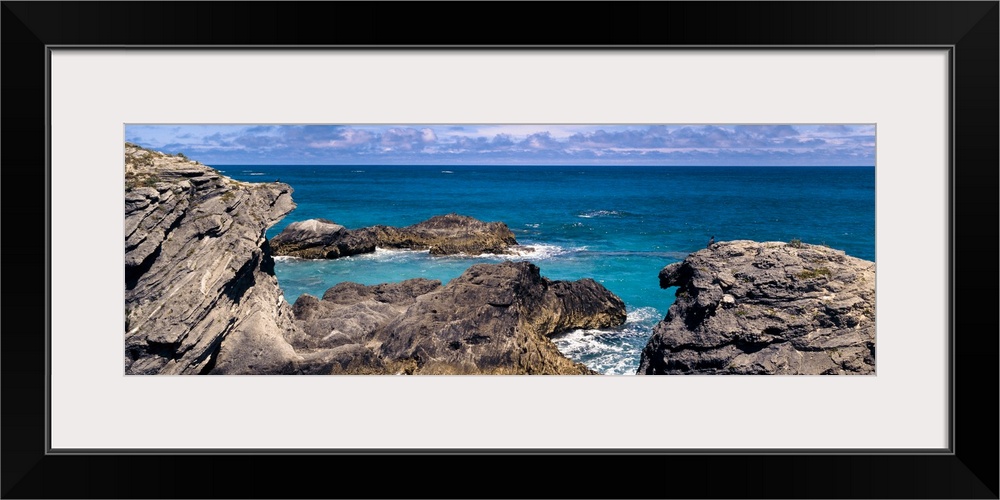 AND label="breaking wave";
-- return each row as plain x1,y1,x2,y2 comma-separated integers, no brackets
551,306,661,375
577,209,634,219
